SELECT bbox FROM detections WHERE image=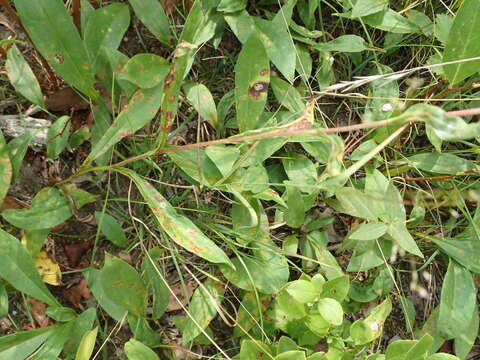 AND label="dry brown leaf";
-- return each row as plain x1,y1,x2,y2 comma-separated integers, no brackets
29,298,52,328
166,279,198,312
34,251,61,286
64,279,91,310
0,197,25,212
64,241,91,268
45,87,90,112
